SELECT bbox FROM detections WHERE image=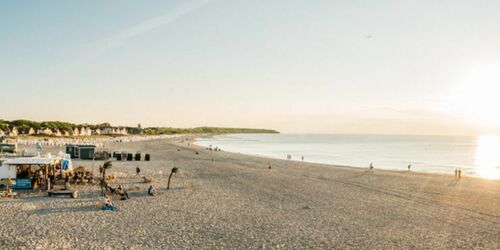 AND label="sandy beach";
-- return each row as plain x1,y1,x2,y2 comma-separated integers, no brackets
1,137,499,249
